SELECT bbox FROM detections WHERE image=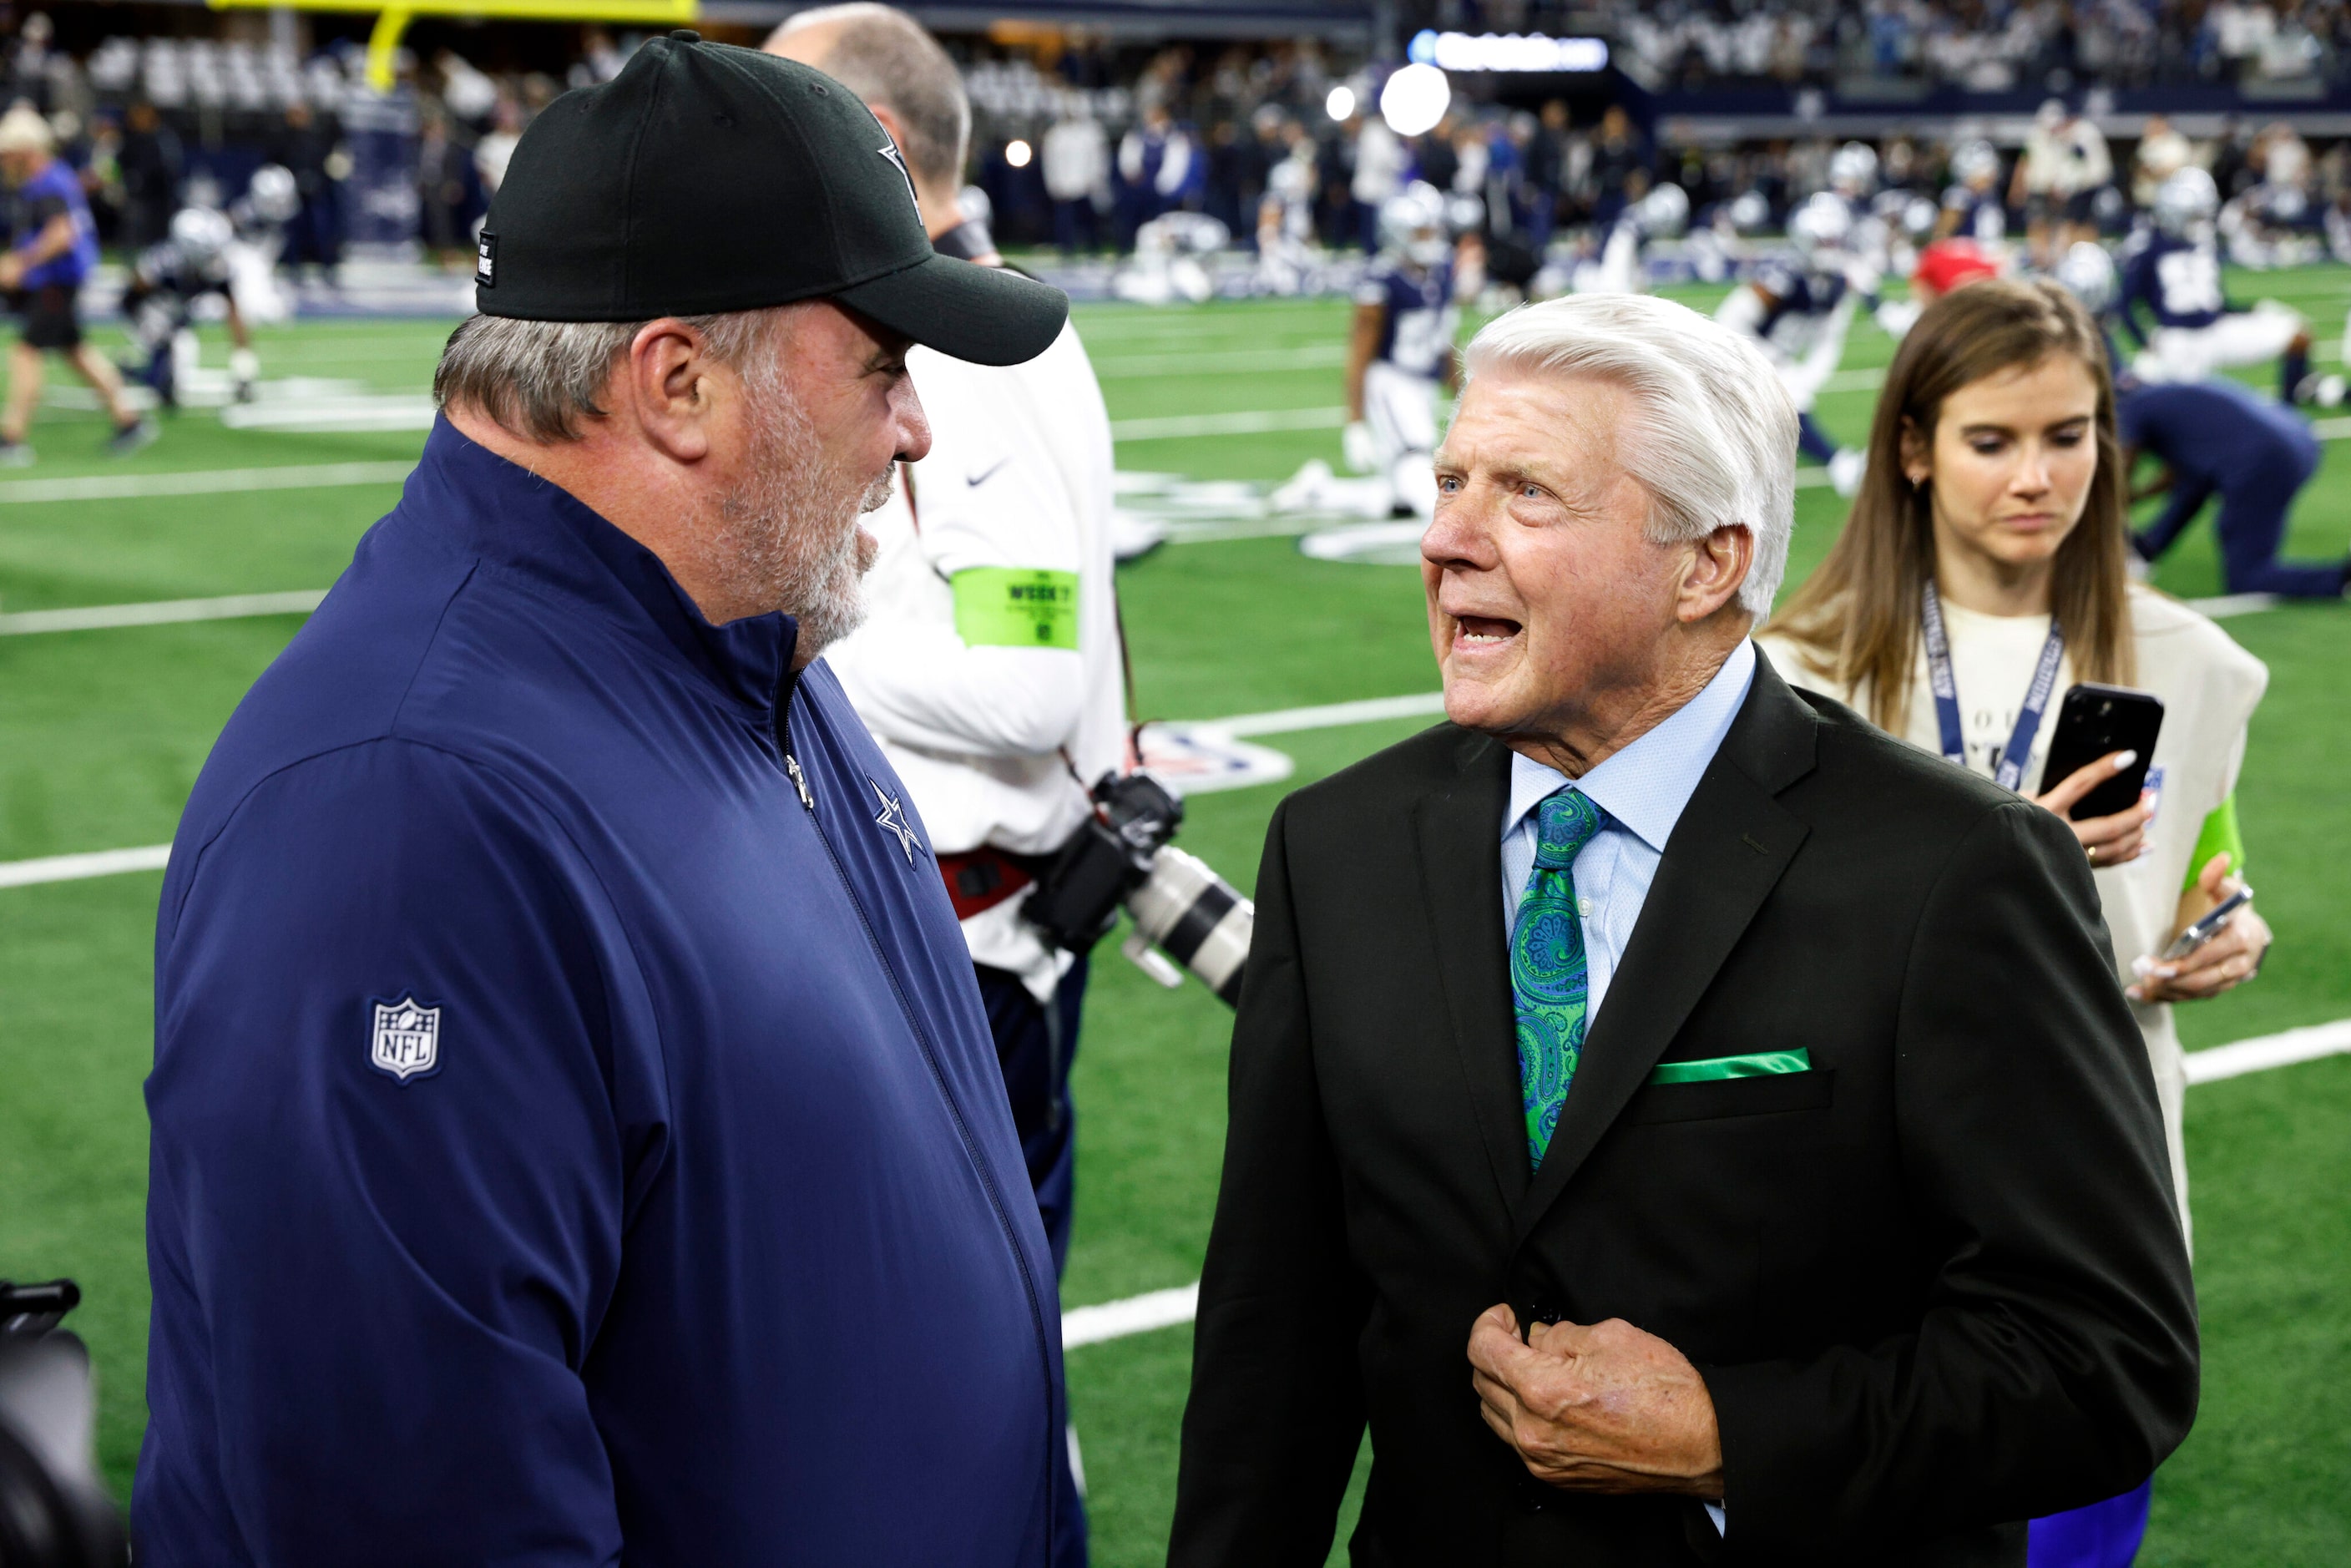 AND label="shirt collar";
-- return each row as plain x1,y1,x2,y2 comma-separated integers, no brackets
395,417,797,719
1502,638,1758,853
